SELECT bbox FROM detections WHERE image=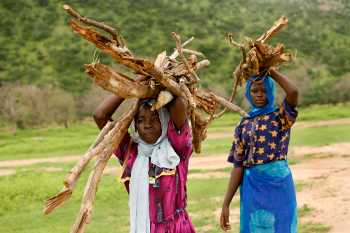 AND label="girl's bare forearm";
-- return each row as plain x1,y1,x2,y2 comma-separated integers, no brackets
168,96,188,130
223,167,243,207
